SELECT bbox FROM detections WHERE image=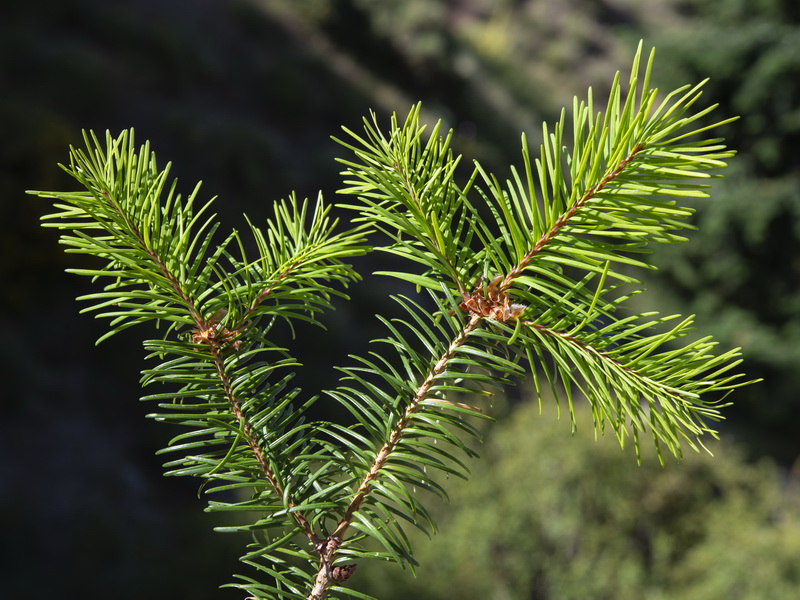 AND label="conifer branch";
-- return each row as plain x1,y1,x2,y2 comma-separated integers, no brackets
502,142,645,287
94,161,320,543
390,158,470,299
333,313,483,539
307,314,483,600
30,43,760,600
207,343,319,546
